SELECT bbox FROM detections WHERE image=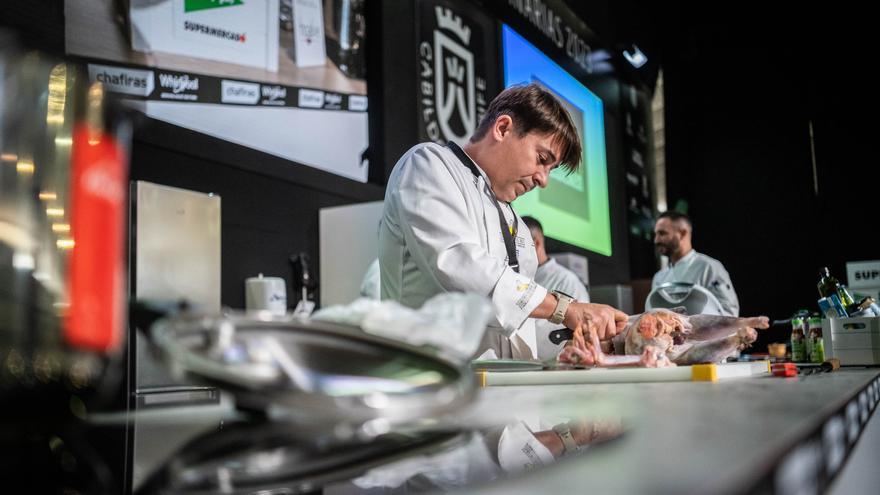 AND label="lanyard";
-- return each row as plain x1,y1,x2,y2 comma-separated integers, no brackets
446,142,520,273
